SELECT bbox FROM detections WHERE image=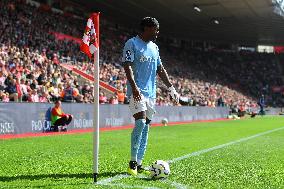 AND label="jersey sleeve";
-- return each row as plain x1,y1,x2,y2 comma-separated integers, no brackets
122,39,135,63
156,45,162,66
